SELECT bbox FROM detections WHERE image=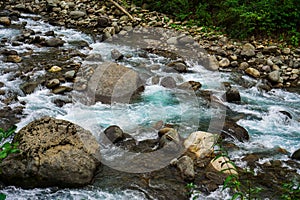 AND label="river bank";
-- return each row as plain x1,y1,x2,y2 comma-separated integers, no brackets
0,0,300,199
